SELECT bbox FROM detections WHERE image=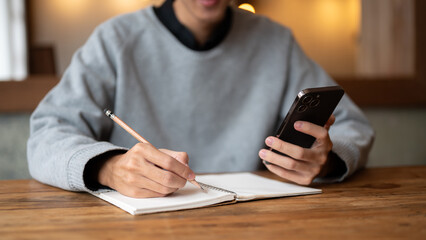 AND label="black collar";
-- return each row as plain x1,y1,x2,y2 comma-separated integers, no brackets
153,0,233,51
